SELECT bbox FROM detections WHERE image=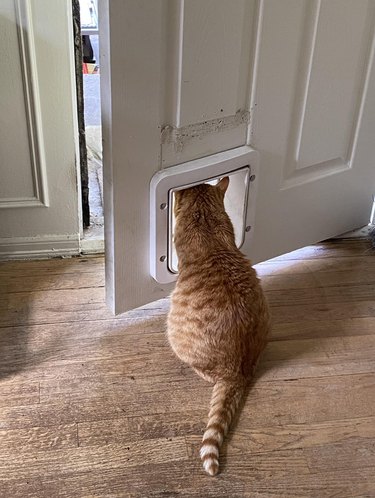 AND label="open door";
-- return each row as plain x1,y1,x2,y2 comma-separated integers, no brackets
0,0,80,259
99,0,375,314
